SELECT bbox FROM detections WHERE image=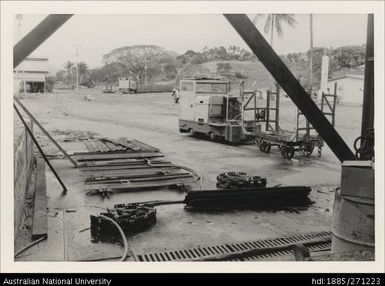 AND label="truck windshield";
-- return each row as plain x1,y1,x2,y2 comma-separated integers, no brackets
196,83,227,94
